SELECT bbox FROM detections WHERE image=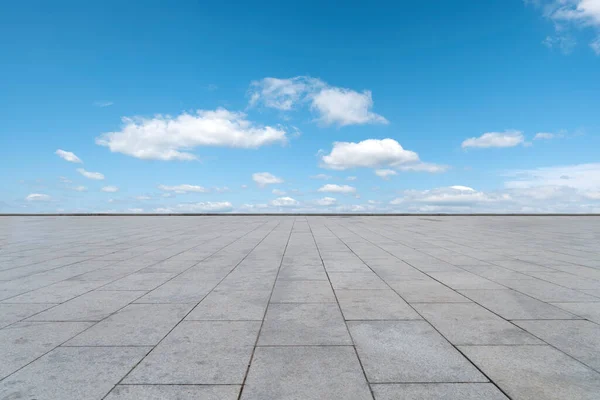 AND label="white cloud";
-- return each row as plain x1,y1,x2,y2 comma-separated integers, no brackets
59,176,72,184
461,130,525,149
72,186,87,192
101,186,119,193
315,197,337,206
158,184,208,193
346,176,357,181
272,189,286,196
271,197,299,207
55,149,82,163
241,184,248,189
128,208,144,213
248,76,387,126
310,174,332,180
213,187,230,193
26,193,51,202
311,88,388,126
591,35,600,53
135,195,151,200
397,162,449,173
94,101,114,107
504,163,600,191
77,168,105,180
375,169,397,179
253,172,283,187
96,108,288,161
390,186,511,208
320,139,419,170
317,184,356,194
154,202,233,213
